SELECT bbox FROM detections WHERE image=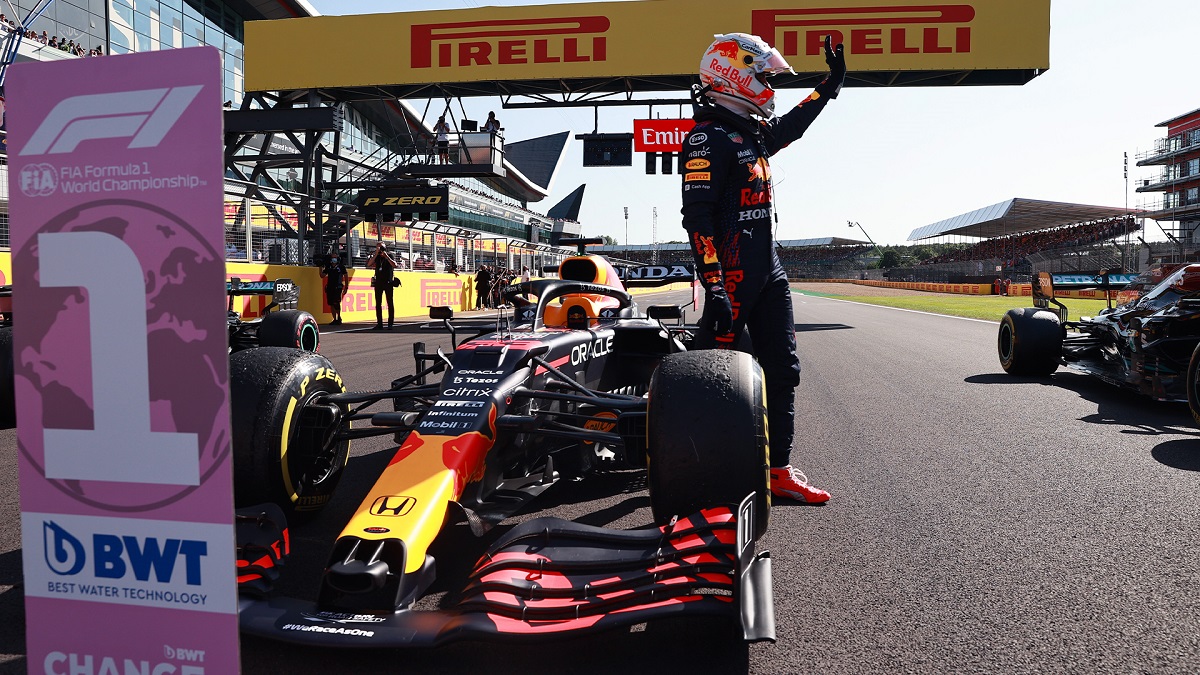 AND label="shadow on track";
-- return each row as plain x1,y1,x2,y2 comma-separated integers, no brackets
794,323,853,333
1151,439,1200,472
965,371,1196,436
